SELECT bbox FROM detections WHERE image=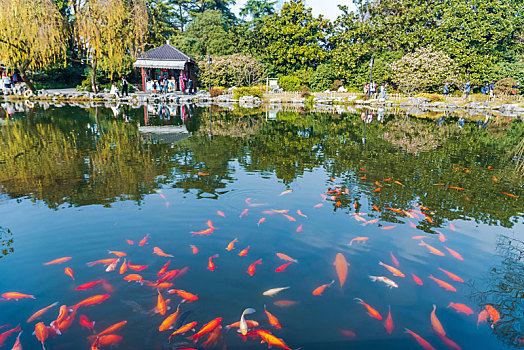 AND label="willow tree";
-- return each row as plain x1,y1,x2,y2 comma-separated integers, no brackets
76,0,147,92
0,0,65,91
